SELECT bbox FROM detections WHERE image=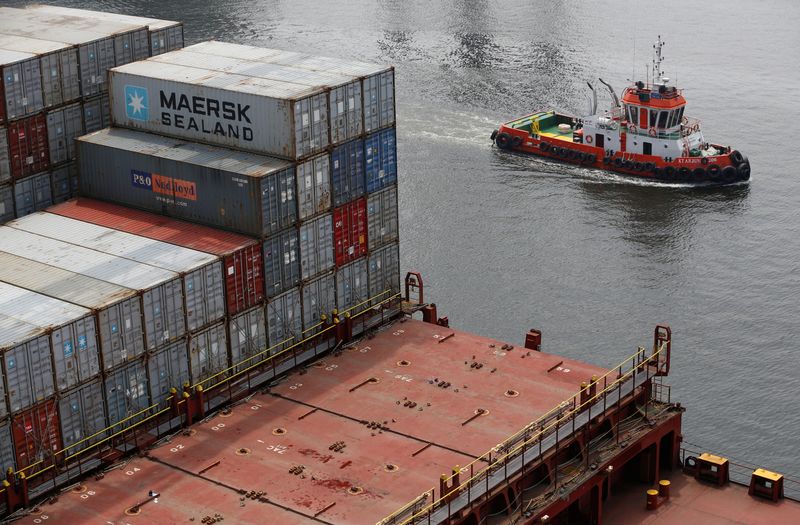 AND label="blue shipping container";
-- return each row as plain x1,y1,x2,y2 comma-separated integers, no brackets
331,138,365,207
364,128,397,193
